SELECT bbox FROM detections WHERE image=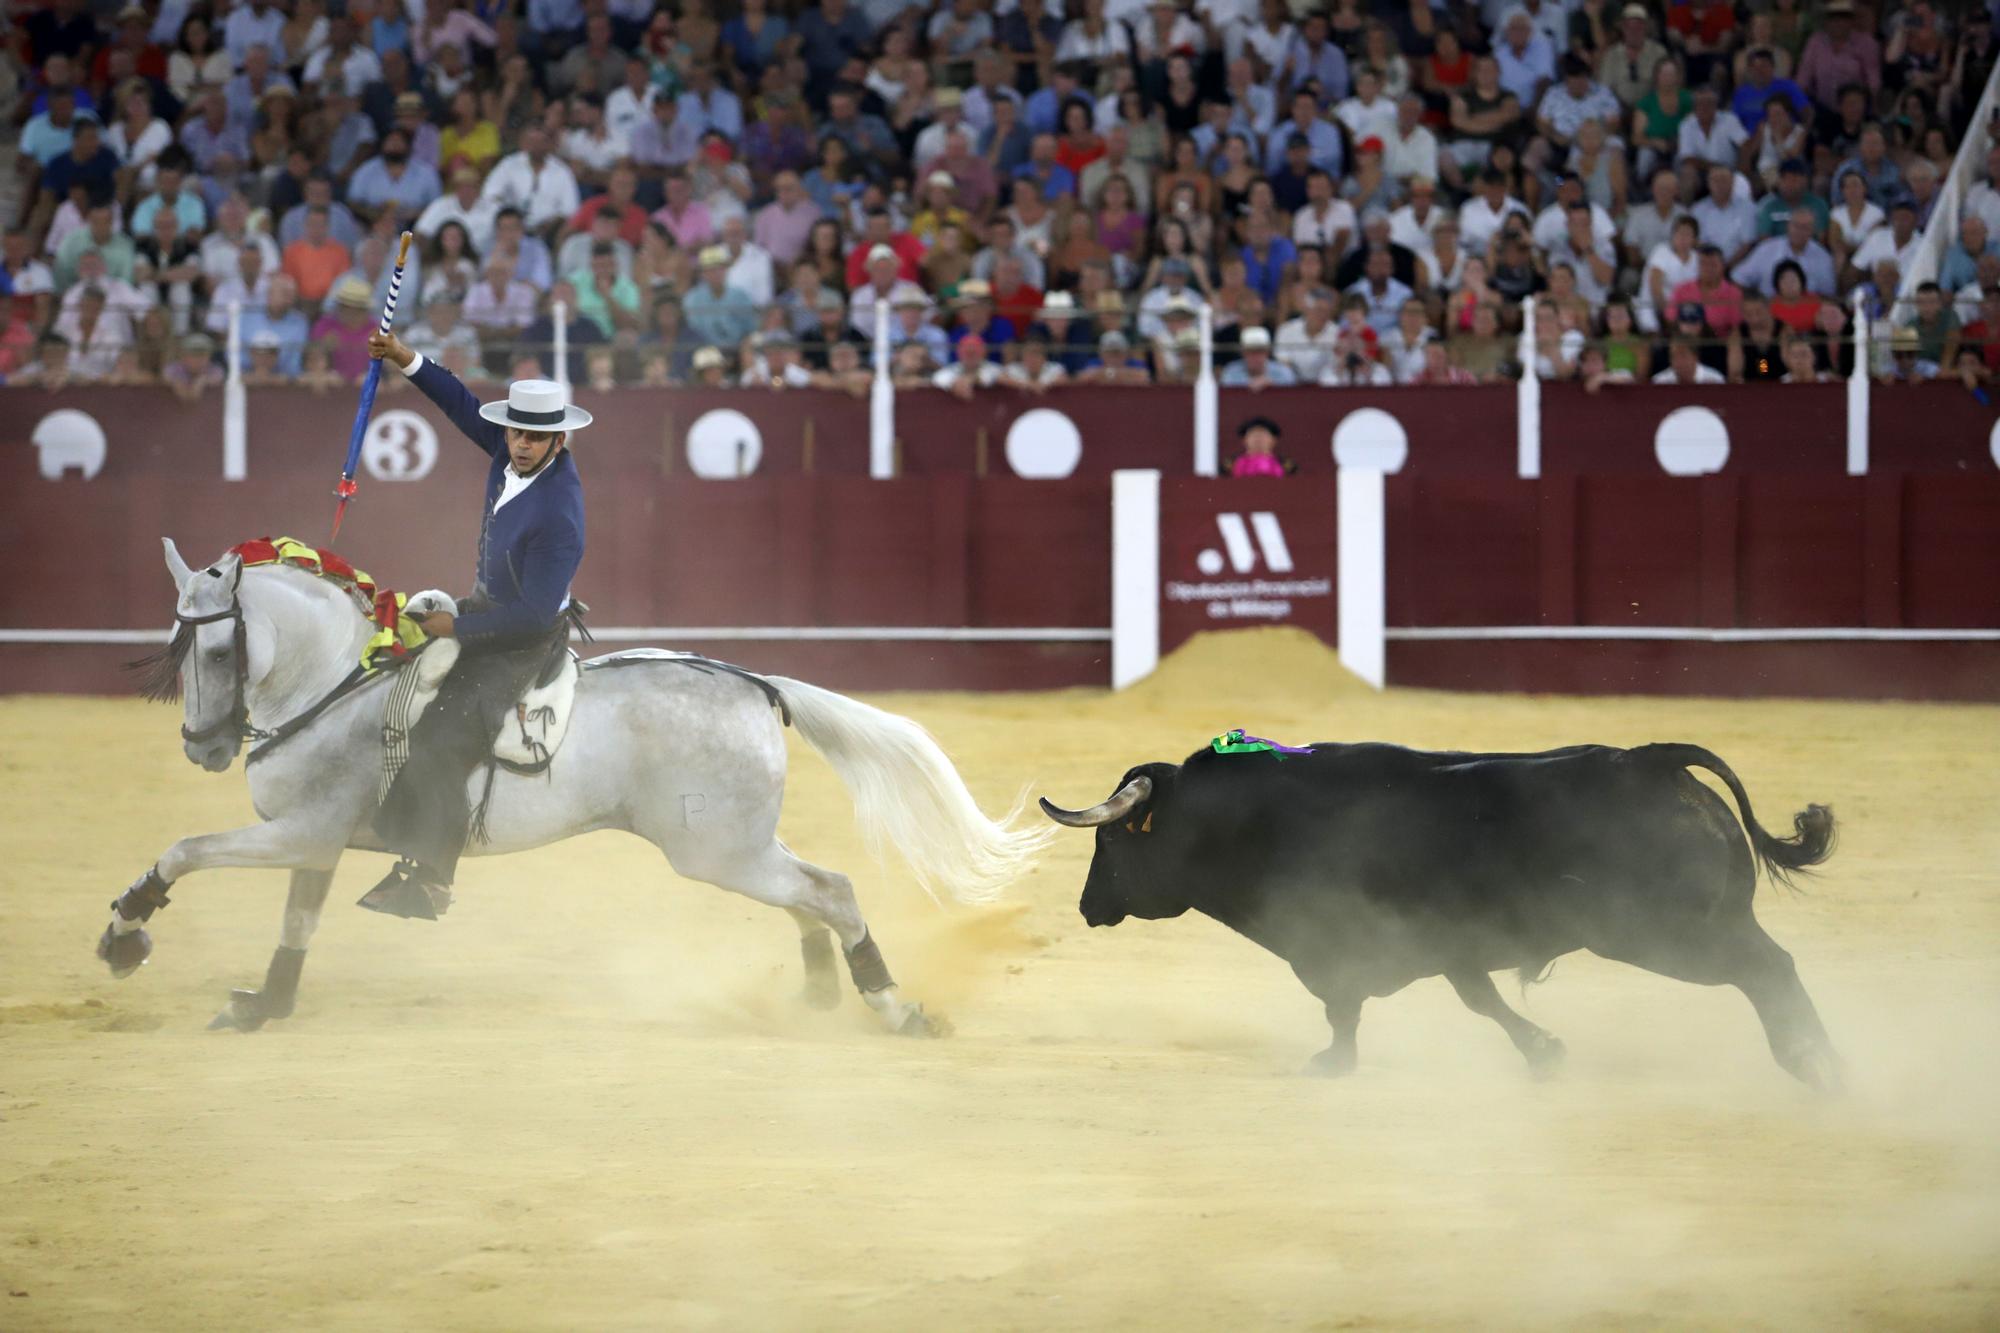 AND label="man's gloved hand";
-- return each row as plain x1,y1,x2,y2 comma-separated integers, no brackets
405,589,459,617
